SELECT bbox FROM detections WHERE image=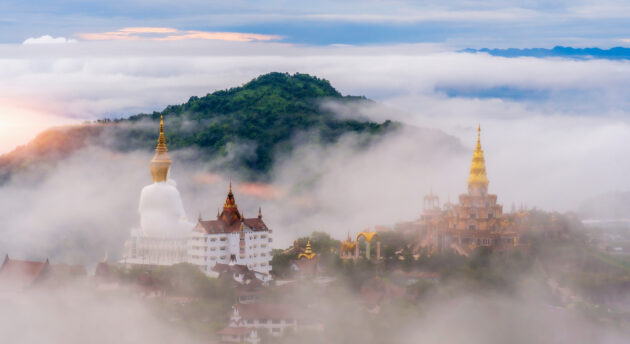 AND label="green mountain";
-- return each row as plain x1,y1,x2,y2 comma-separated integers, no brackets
0,72,398,182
